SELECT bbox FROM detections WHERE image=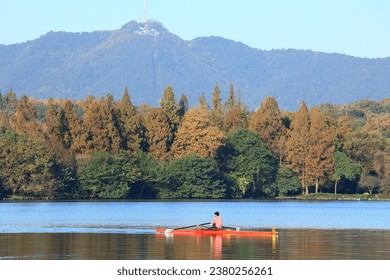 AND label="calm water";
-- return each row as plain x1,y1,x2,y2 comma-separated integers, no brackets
1,200,390,259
